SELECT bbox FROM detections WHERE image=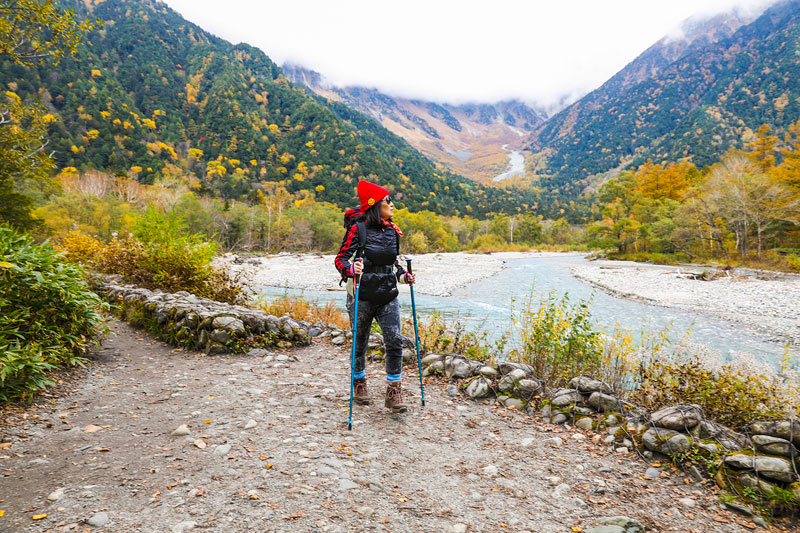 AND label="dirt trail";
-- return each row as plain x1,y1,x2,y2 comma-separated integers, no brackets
0,321,782,532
